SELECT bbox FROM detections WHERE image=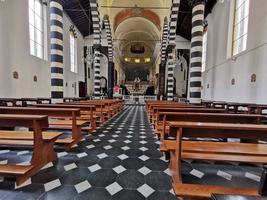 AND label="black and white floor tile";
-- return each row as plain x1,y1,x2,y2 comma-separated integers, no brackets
0,105,264,200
